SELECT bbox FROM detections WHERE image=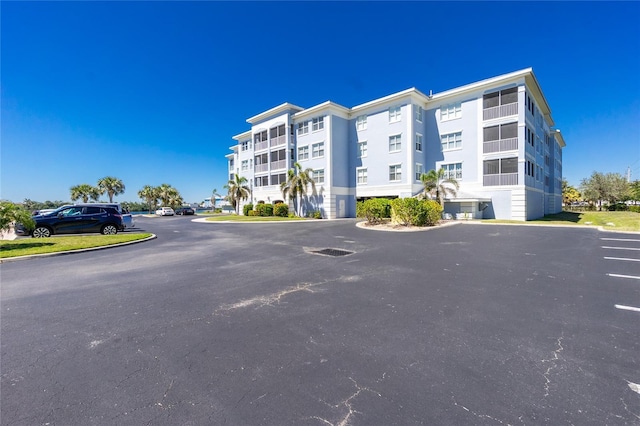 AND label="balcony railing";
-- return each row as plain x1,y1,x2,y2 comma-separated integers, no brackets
270,135,286,147
483,173,518,186
270,160,286,170
255,141,269,151
483,137,518,153
255,163,268,173
483,102,518,120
